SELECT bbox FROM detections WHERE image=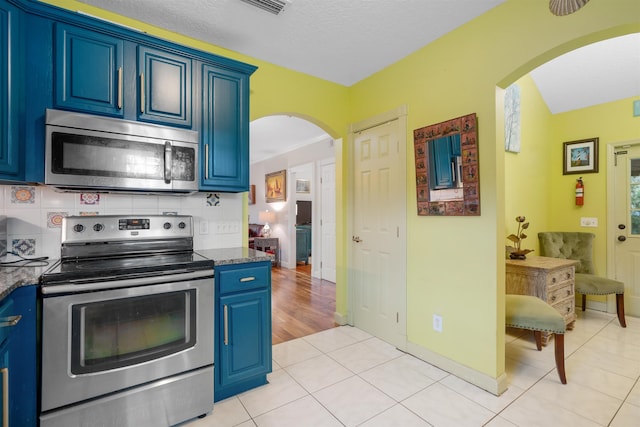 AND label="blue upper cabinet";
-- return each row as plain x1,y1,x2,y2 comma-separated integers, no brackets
55,23,124,117
201,64,250,192
0,2,24,181
54,24,192,128
138,46,192,127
